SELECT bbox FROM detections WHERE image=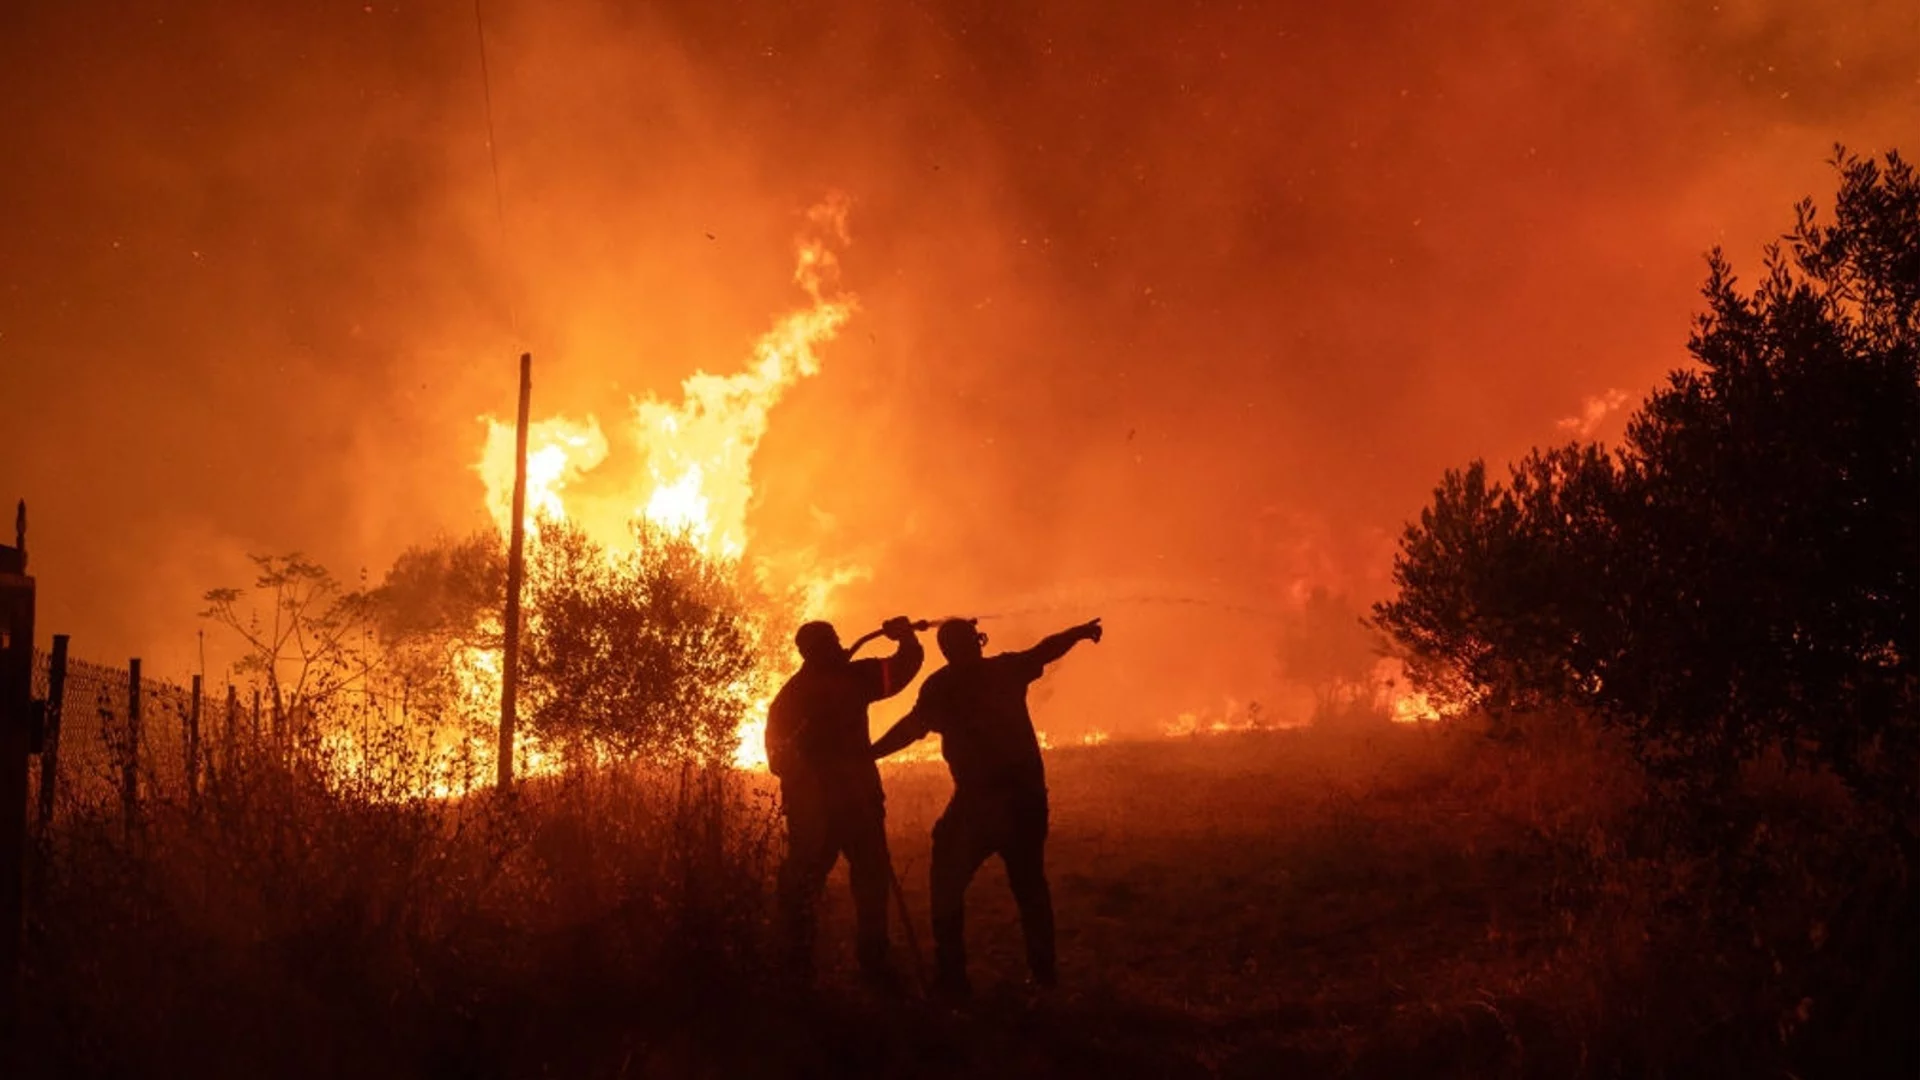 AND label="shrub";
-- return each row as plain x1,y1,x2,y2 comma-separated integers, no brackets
1374,149,1919,846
